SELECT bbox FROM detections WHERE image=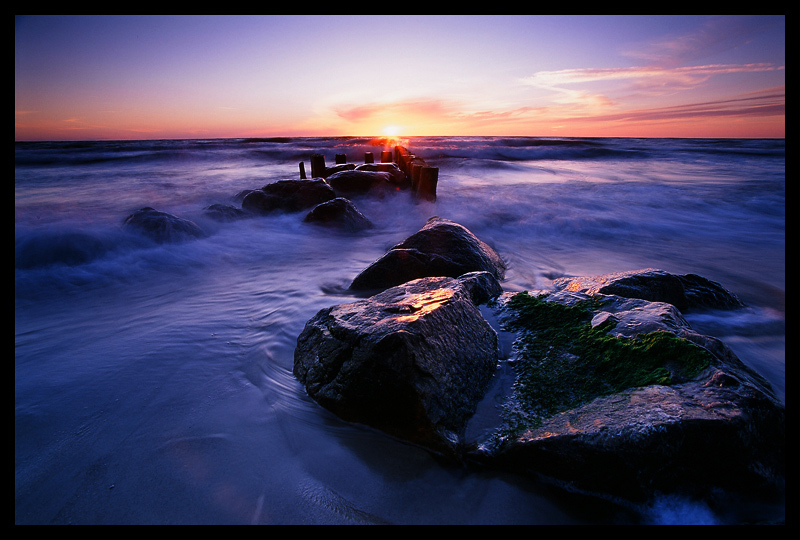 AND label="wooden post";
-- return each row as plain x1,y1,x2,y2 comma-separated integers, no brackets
299,162,307,179
400,153,415,175
364,152,374,163
410,159,426,191
380,150,392,163
417,167,438,201
310,154,325,178
335,153,346,164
